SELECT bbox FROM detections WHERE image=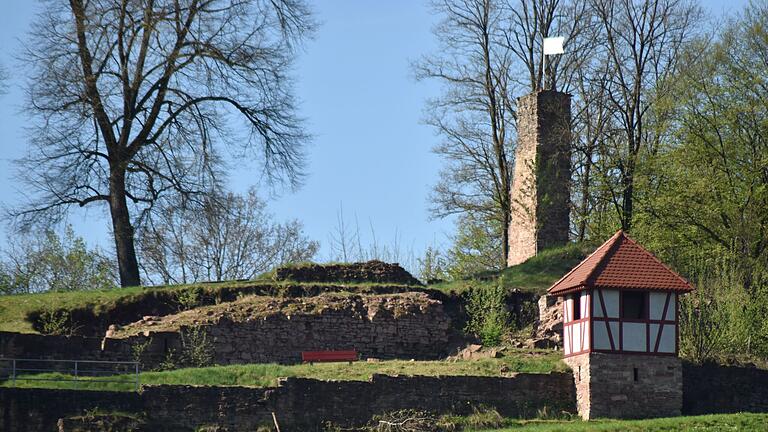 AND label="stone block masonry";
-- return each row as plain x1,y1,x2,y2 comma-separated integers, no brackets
683,362,768,414
0,373,576,431
1,293,455,368
508,90,571,266
275,260,423,285
565,353,682,419
105,293,454,368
